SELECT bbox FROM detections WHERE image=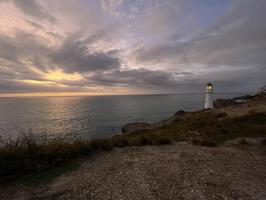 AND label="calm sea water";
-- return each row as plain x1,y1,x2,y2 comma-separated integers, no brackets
0,94,245,140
